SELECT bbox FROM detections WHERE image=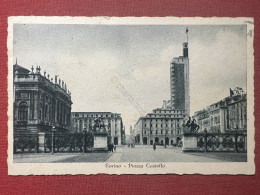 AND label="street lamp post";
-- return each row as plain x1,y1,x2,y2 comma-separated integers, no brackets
51,125,56,154
164,116,167,148
204,128,208,153
83,128,87,153
165,129,168,148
